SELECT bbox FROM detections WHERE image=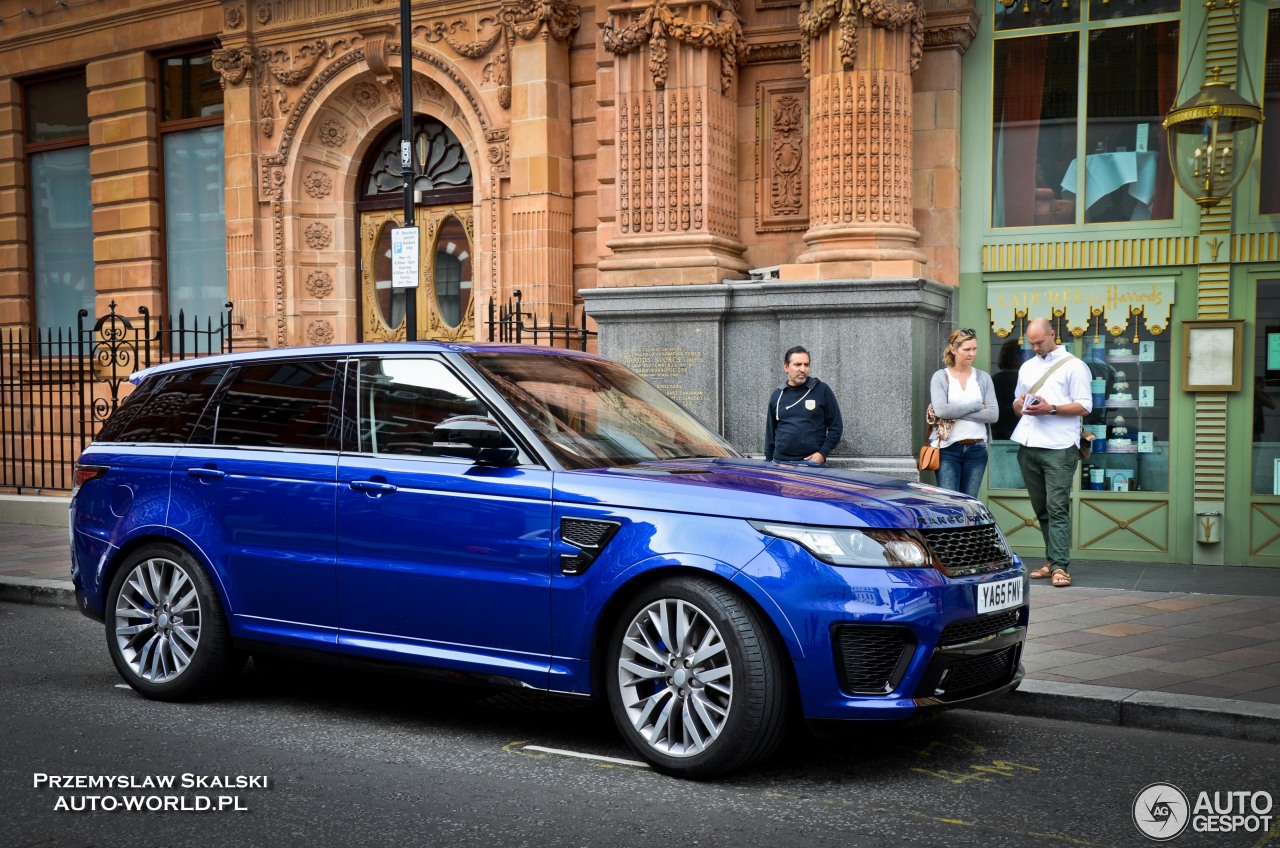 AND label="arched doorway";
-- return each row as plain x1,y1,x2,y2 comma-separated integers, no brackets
357,116,474,341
